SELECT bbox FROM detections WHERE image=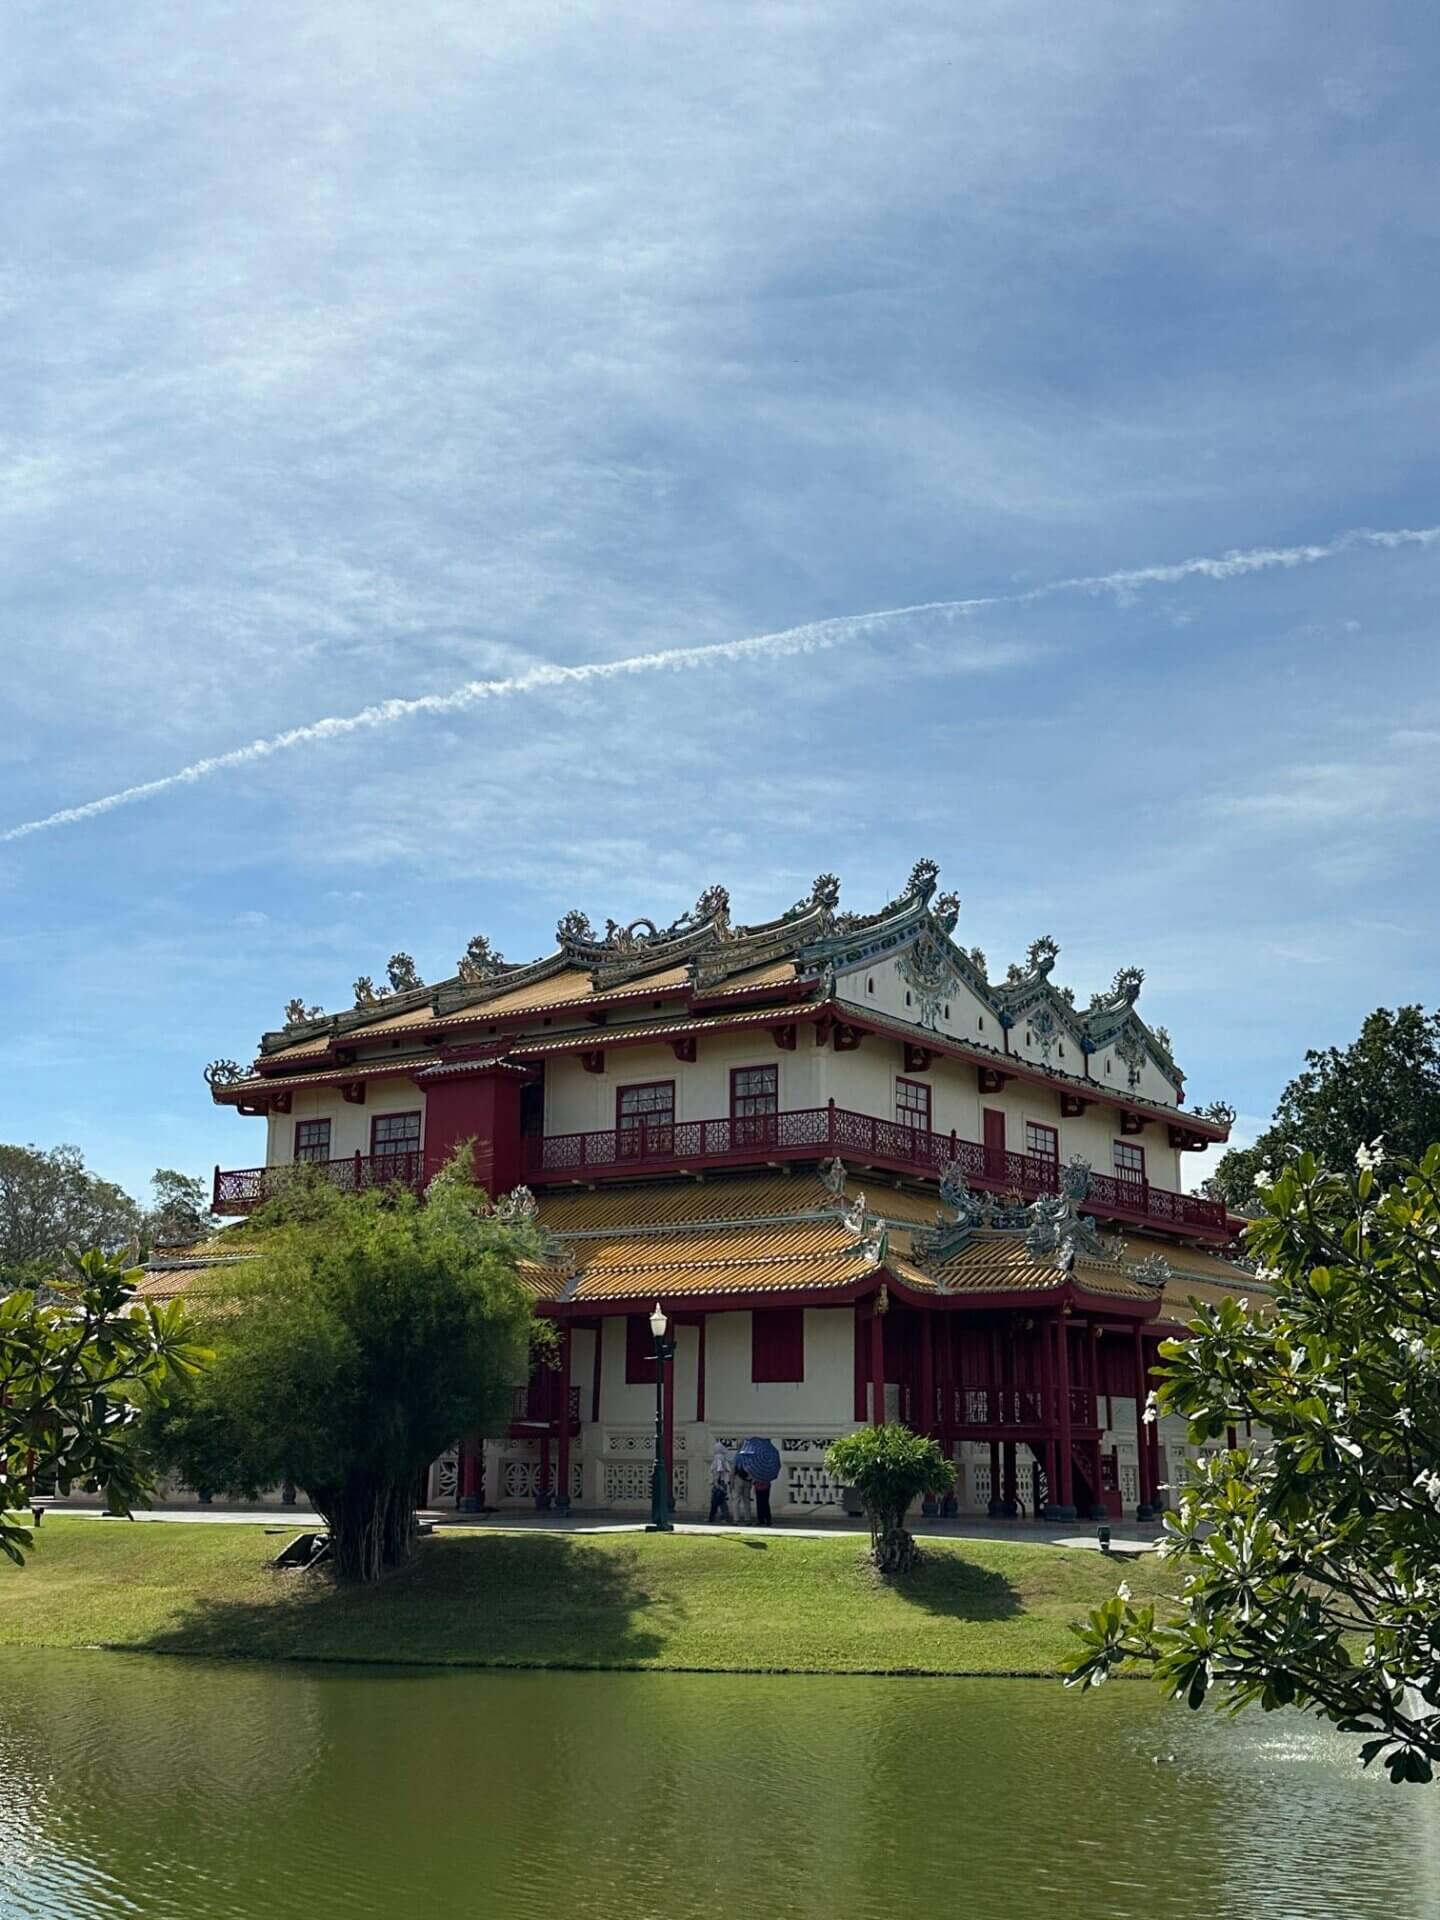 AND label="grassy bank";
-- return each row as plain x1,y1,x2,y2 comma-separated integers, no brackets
0,1520,1169,1674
